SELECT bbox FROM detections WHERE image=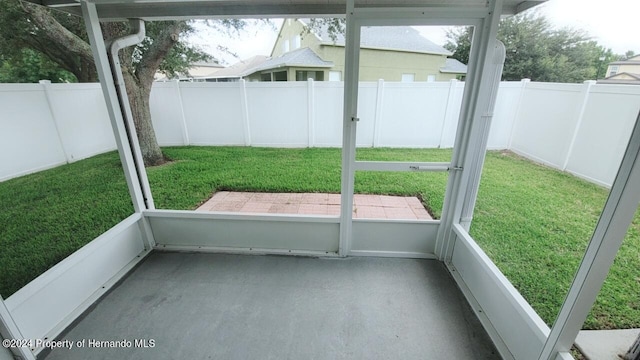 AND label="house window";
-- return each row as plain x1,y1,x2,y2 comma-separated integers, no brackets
273,71,288,81
283,39,290,53
260,73,272,81
401,73,415,82
427,75,436,82
296,71,324,81
609,65,619,77
329,71,342,81
293,35,301,50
